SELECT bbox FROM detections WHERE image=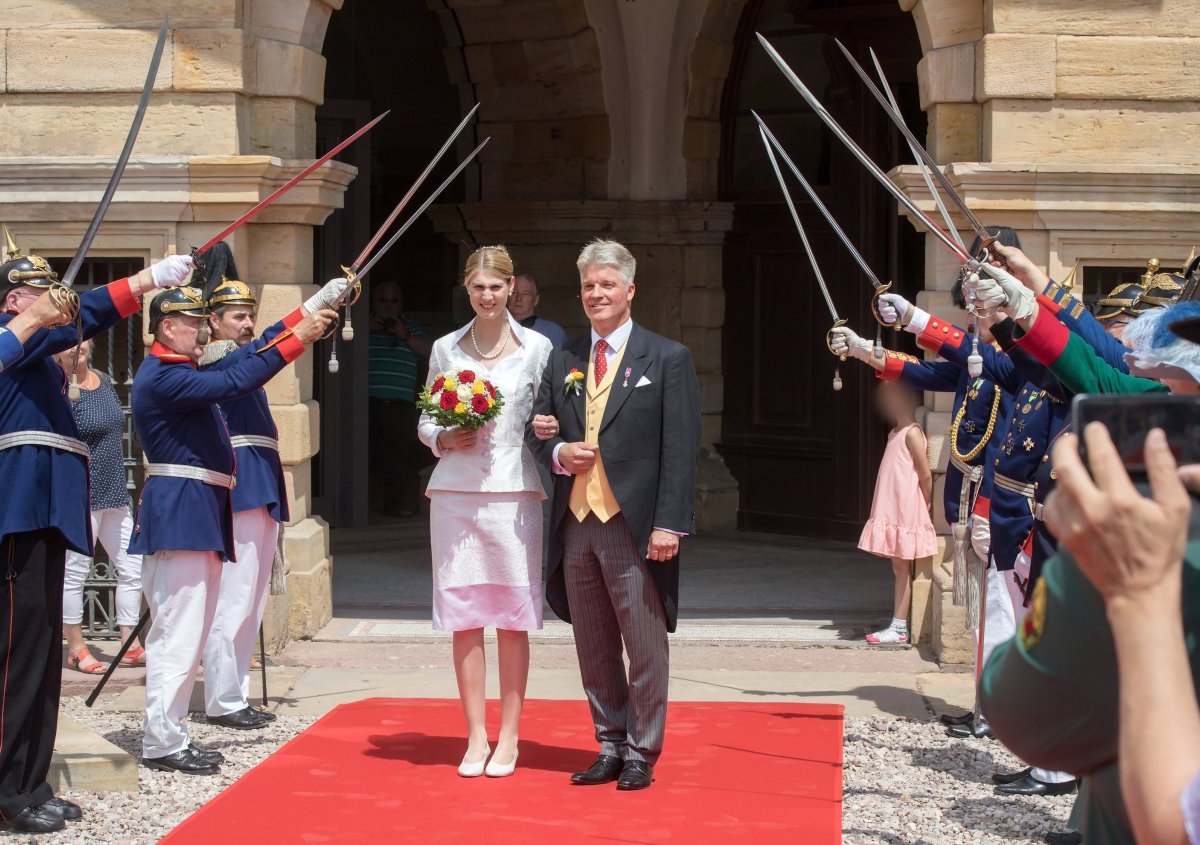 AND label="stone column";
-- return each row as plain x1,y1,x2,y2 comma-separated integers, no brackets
0,0,348,648
429,201,739,530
